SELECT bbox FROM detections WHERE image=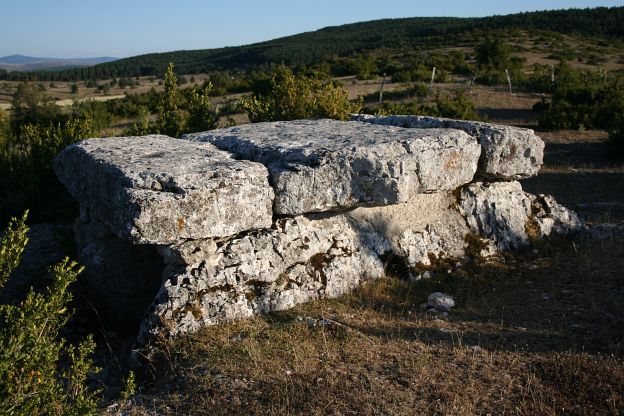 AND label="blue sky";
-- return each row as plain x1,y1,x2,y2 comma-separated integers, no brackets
2,0,623,58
